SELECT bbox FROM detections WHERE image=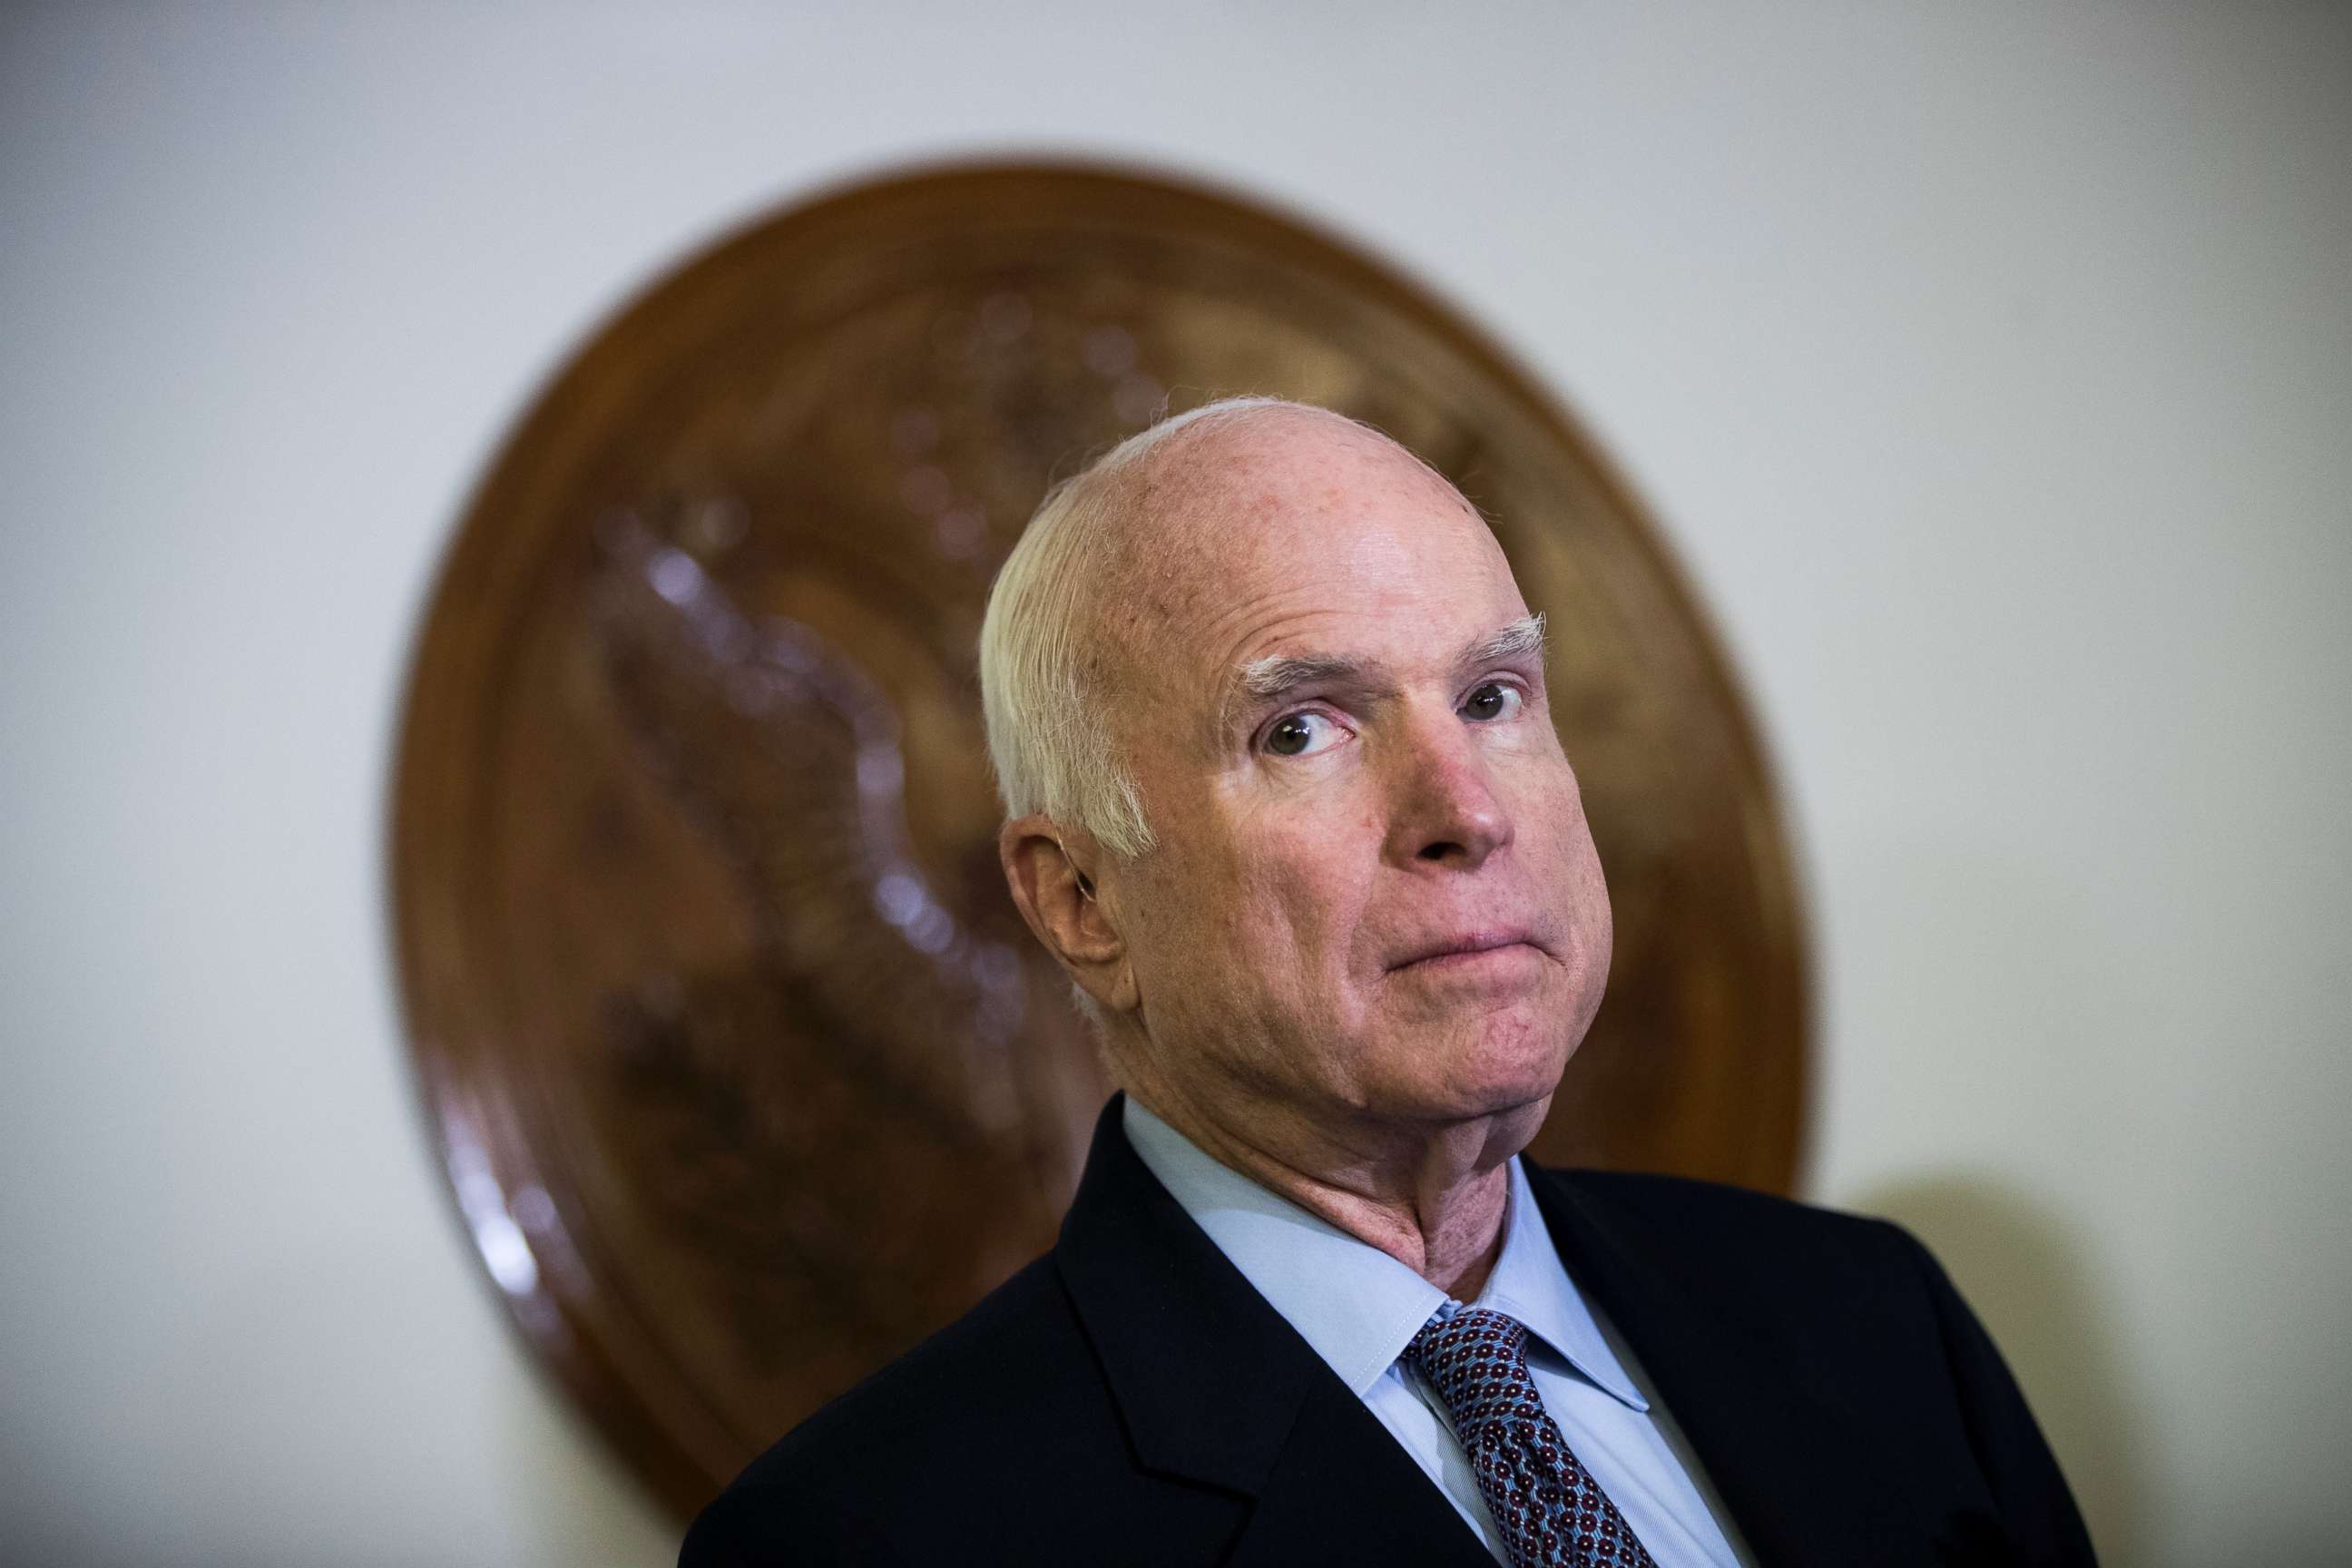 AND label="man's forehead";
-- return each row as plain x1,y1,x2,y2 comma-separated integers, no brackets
1122,536,1528,704
1120,465,1488,622
1083,406,1514,702
1181,415,1460,516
